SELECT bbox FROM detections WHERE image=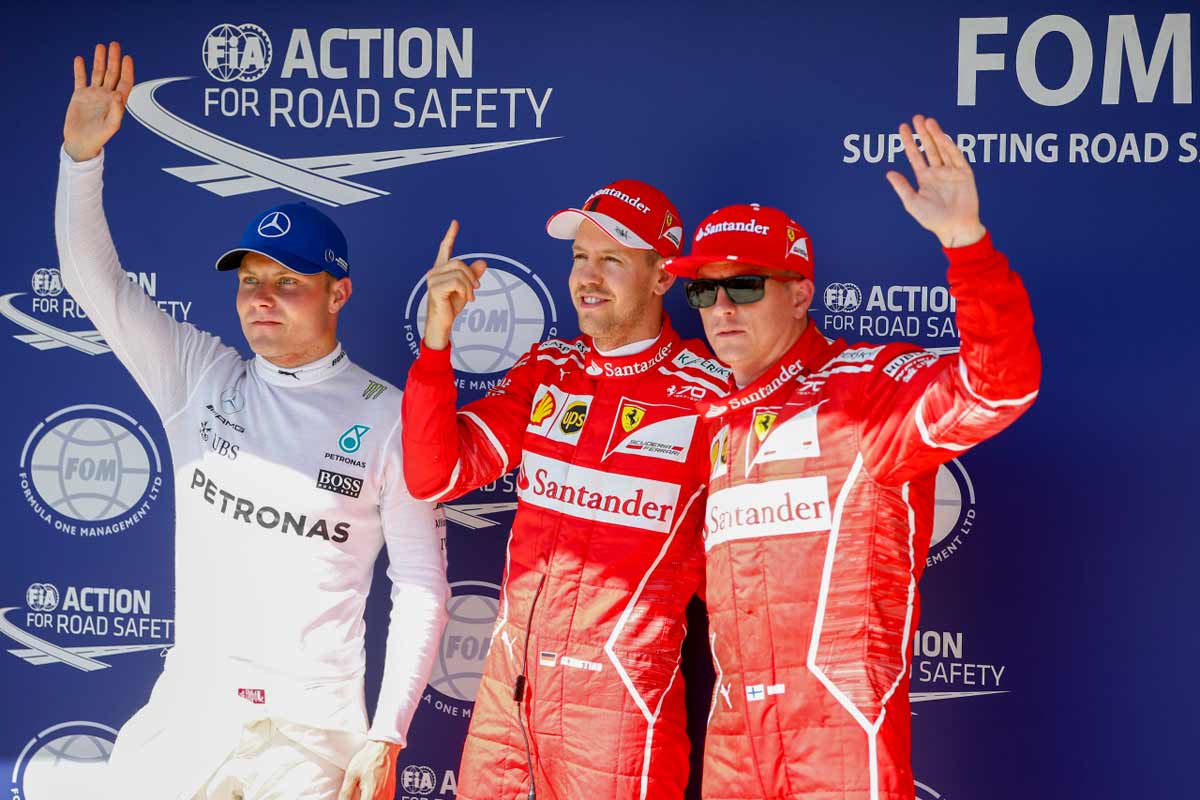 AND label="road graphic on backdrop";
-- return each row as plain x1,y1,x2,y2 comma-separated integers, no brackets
127,77,559,206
